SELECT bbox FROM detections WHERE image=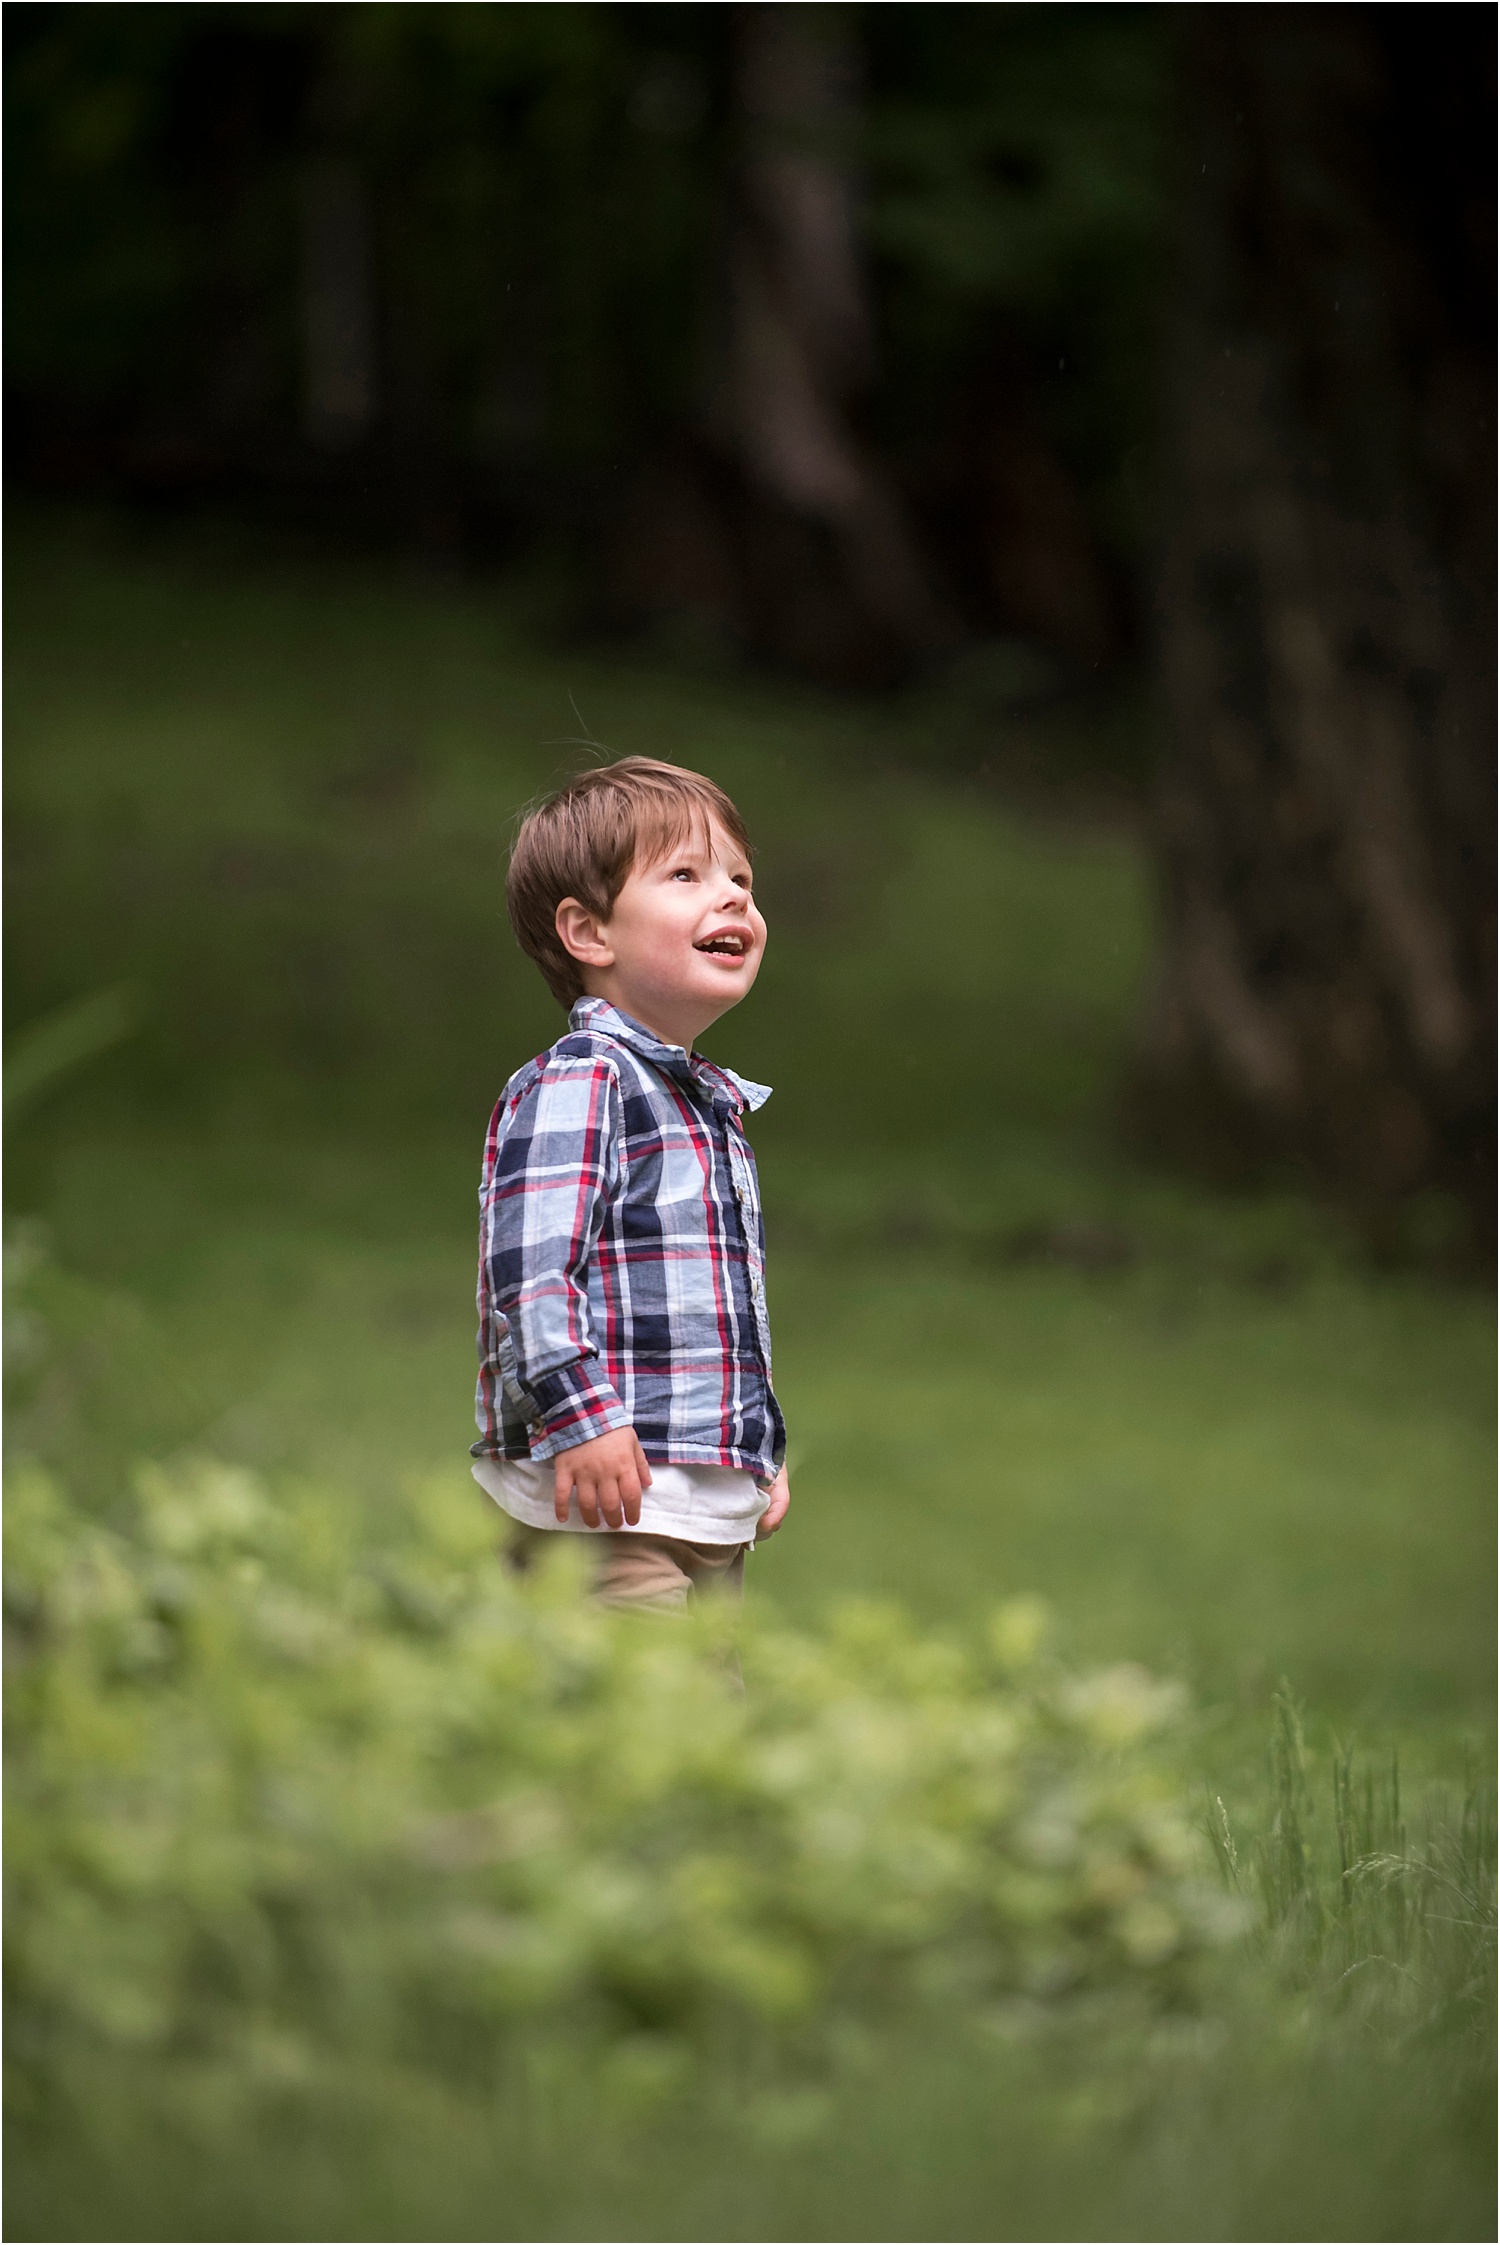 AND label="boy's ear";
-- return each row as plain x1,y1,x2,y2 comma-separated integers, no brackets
555,897,614,967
